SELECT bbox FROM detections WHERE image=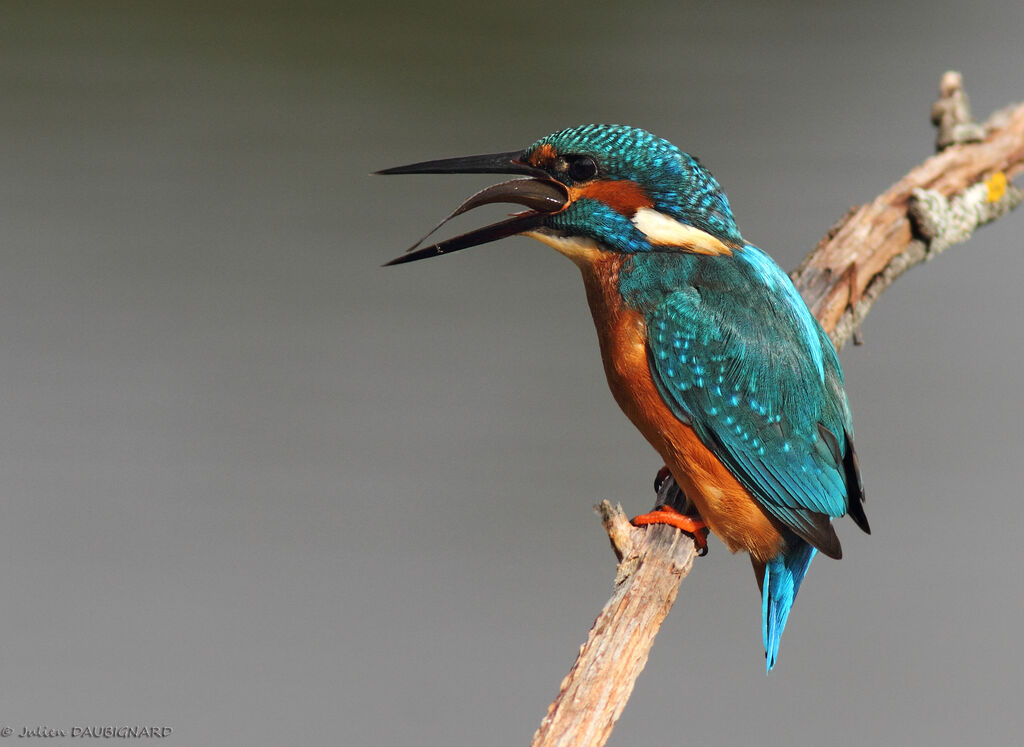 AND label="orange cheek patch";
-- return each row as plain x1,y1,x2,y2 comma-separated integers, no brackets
572,179,654,216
